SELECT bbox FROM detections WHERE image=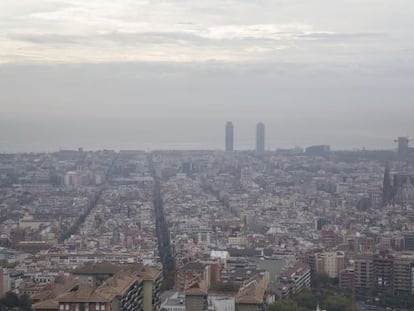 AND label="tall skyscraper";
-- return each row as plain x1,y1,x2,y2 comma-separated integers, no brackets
225,121,234,152
256,122,265,153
